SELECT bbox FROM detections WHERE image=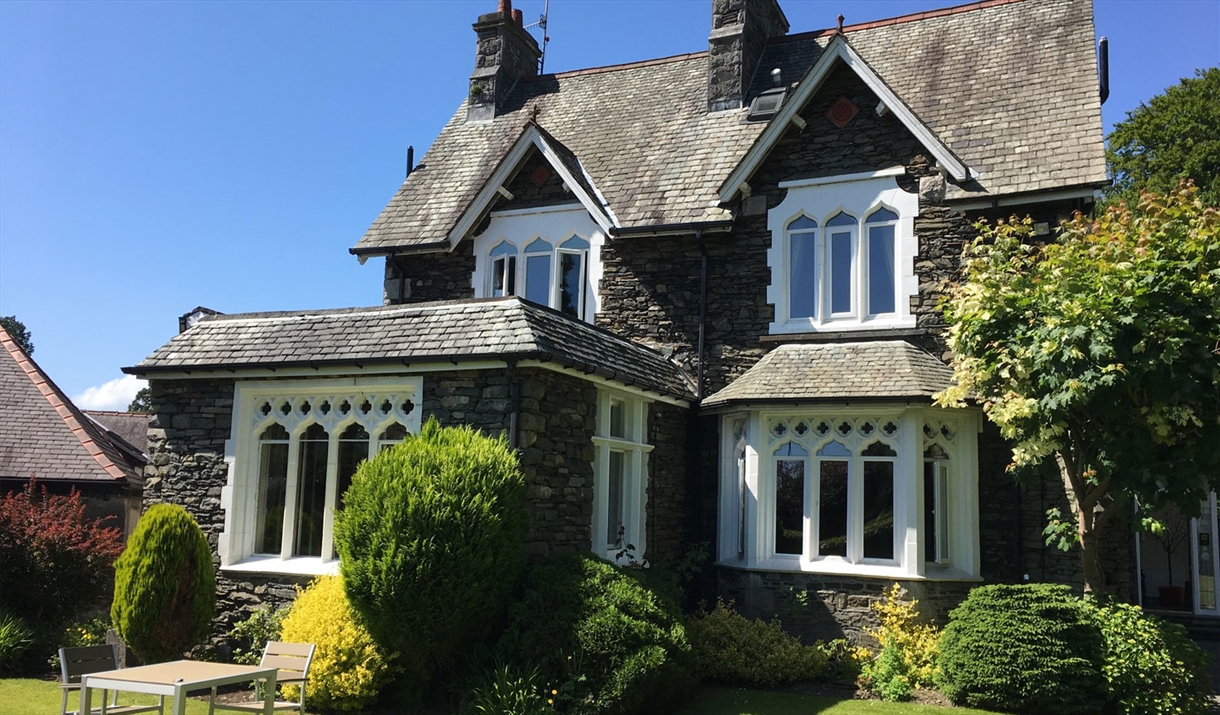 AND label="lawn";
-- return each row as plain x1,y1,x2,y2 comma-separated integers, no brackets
1,679,998,715
679,687,997,715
